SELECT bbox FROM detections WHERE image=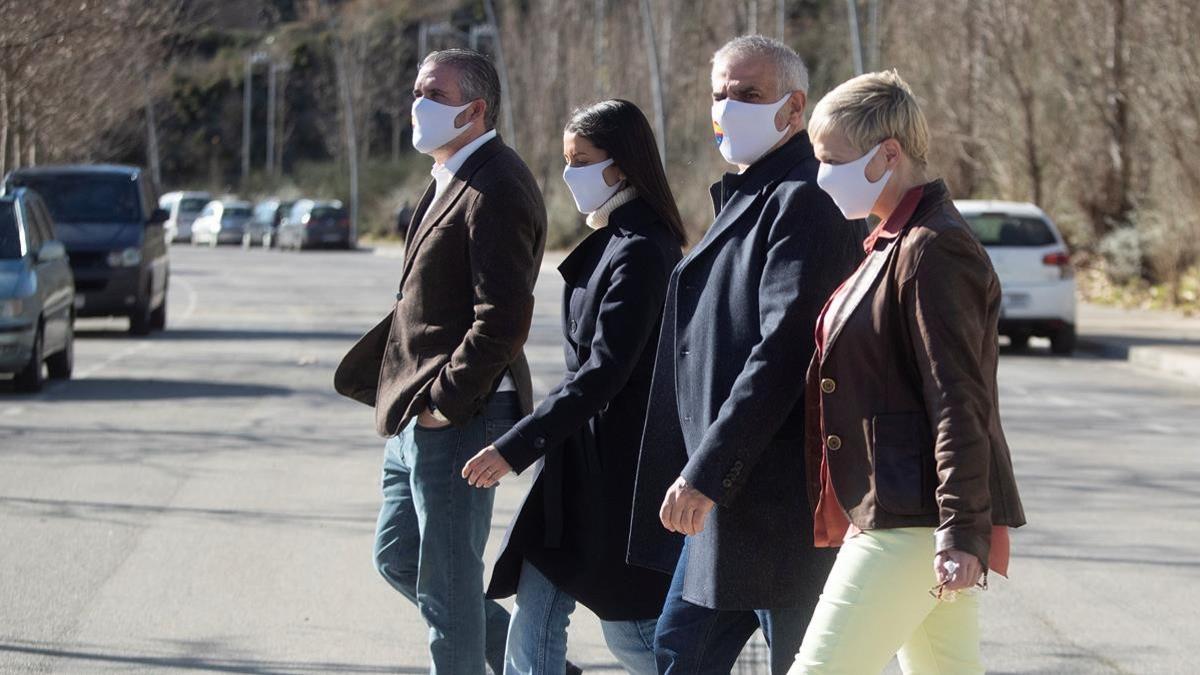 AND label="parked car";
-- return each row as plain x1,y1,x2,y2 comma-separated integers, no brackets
956,199,1077,354
191,199,253,247
5,165,169,335
159,190,211,244
277,200,353,250
246,198,295,249
0,188,76,391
